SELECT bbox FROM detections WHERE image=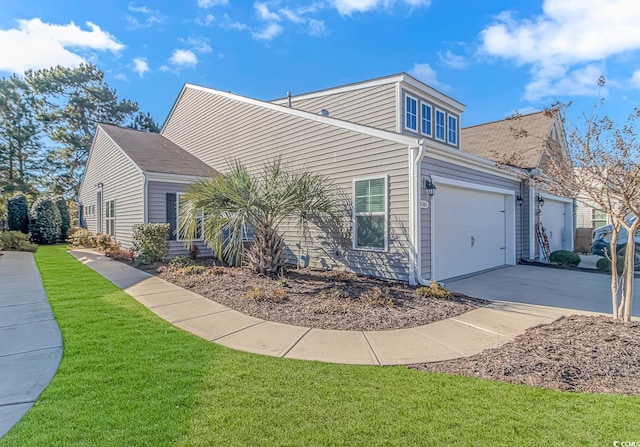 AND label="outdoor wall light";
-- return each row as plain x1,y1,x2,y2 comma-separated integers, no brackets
537,194,545,207
424,178,437,197
515,193,523,205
